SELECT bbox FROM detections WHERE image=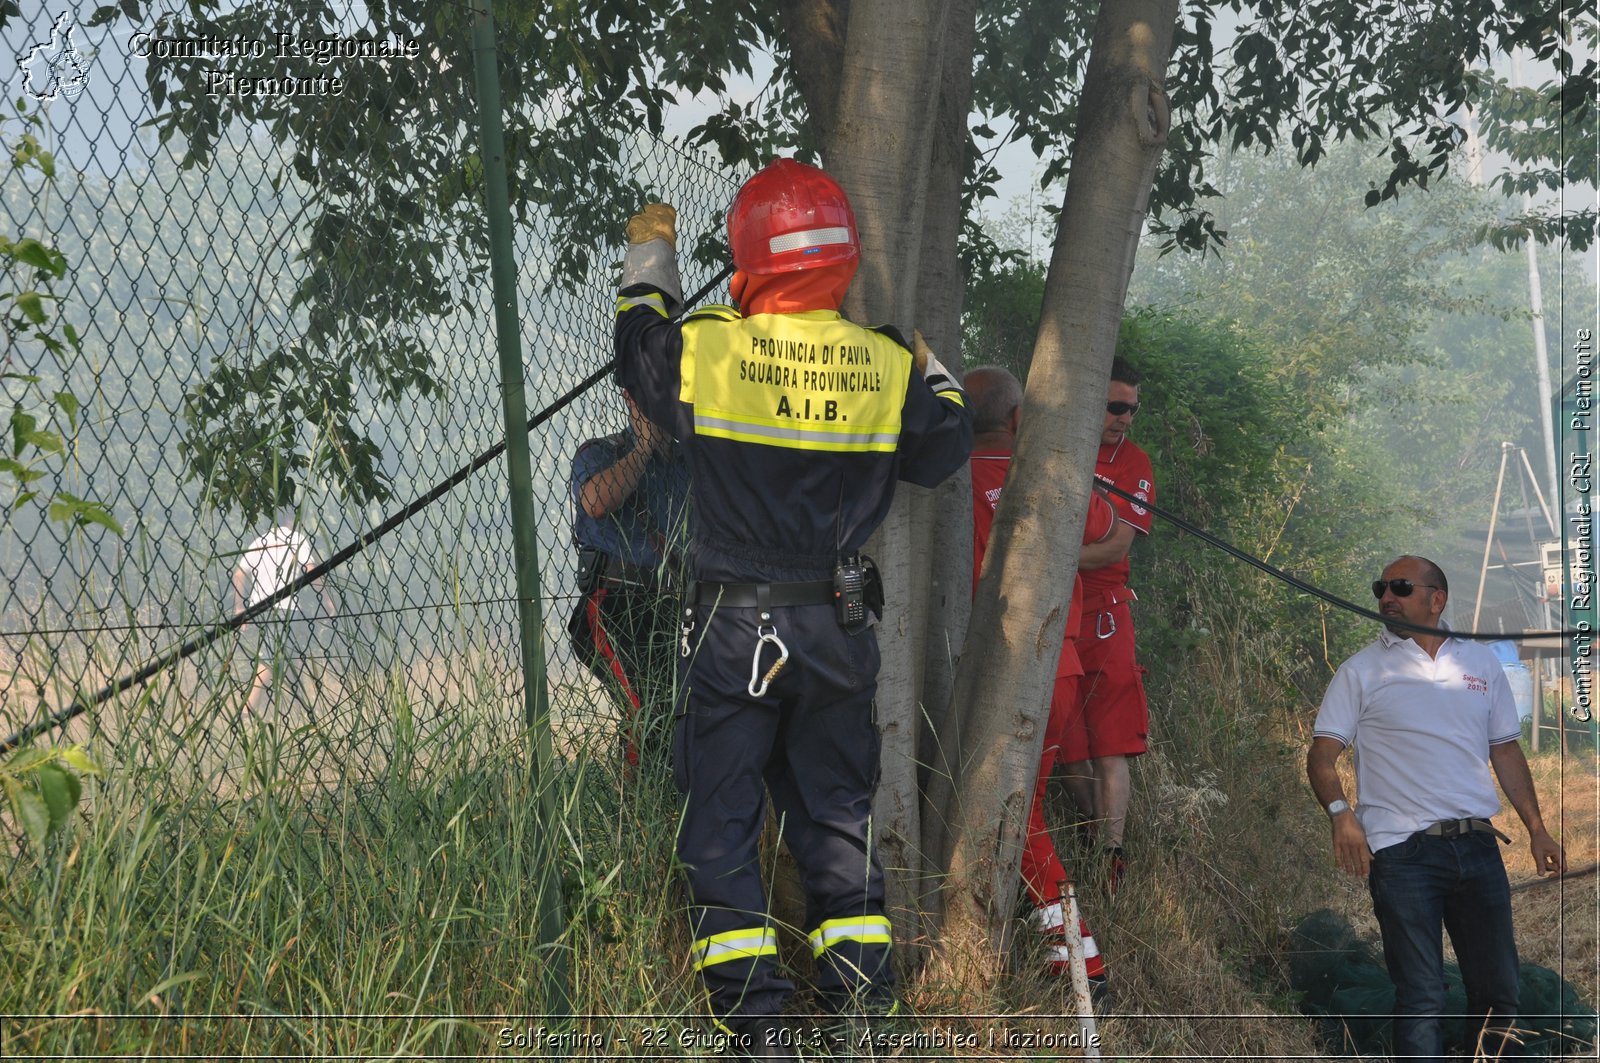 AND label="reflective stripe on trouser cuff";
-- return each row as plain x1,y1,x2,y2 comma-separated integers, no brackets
1031,901,1065,931
690,927,779,972
1046,941,1107,979
808,915,893,958
1078,919,1101,961
1034,902,1102,960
